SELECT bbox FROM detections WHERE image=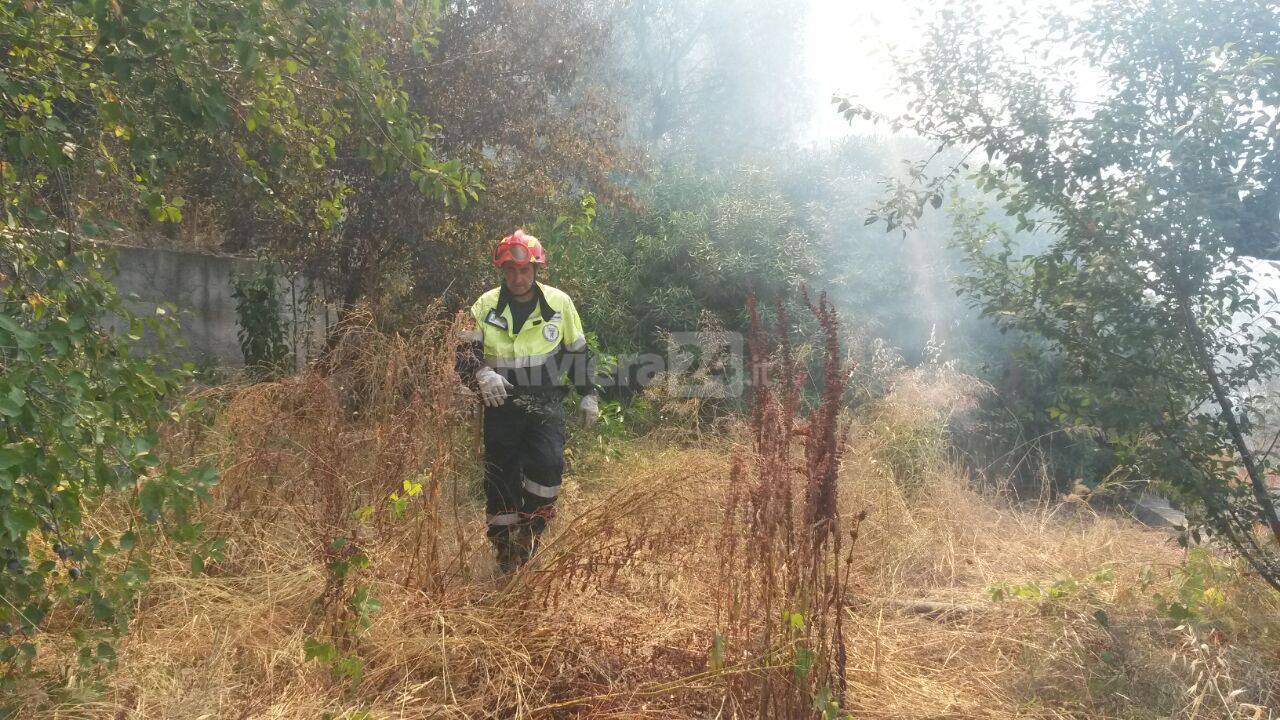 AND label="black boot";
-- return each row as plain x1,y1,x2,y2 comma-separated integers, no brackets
493,531,522,575
510,523,538,567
